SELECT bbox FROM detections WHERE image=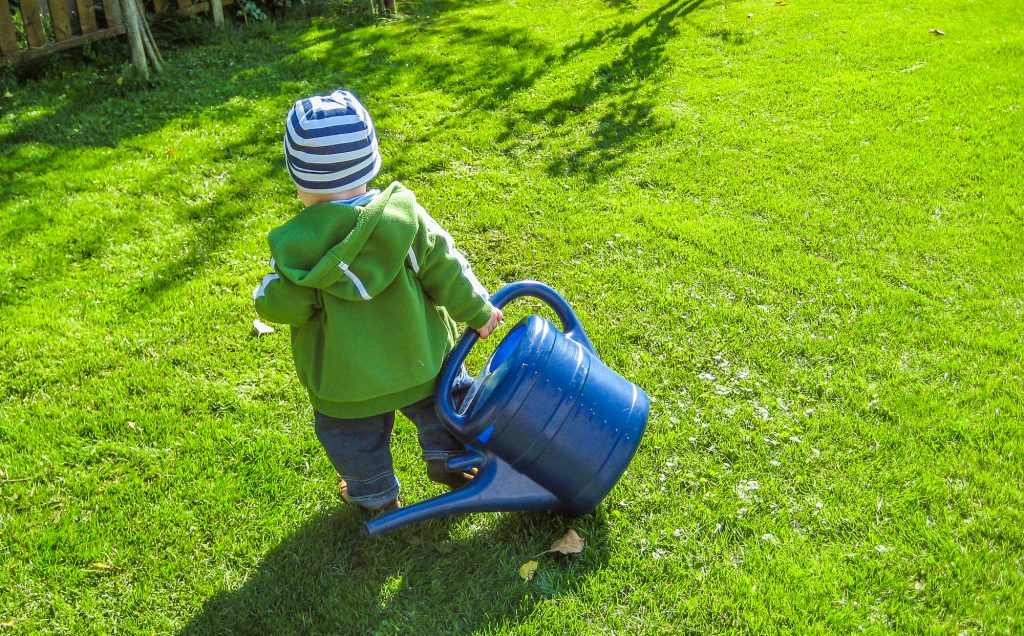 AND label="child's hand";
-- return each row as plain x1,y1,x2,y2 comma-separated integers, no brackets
476,308,504,339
